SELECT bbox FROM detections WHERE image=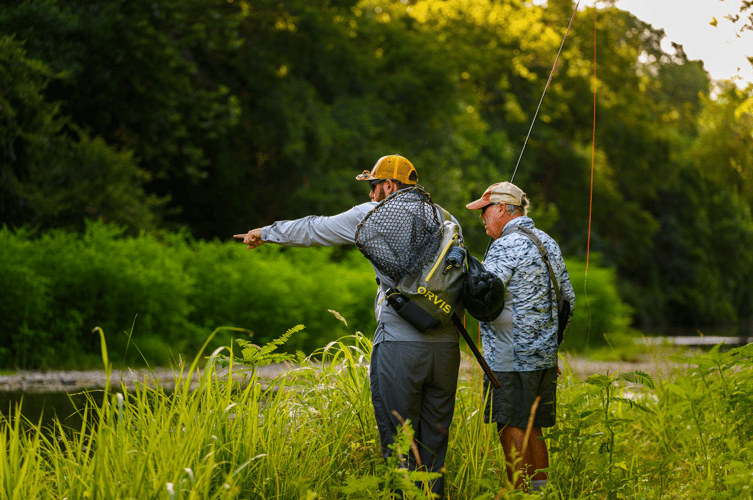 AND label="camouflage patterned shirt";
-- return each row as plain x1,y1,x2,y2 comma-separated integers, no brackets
480,216,575,372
